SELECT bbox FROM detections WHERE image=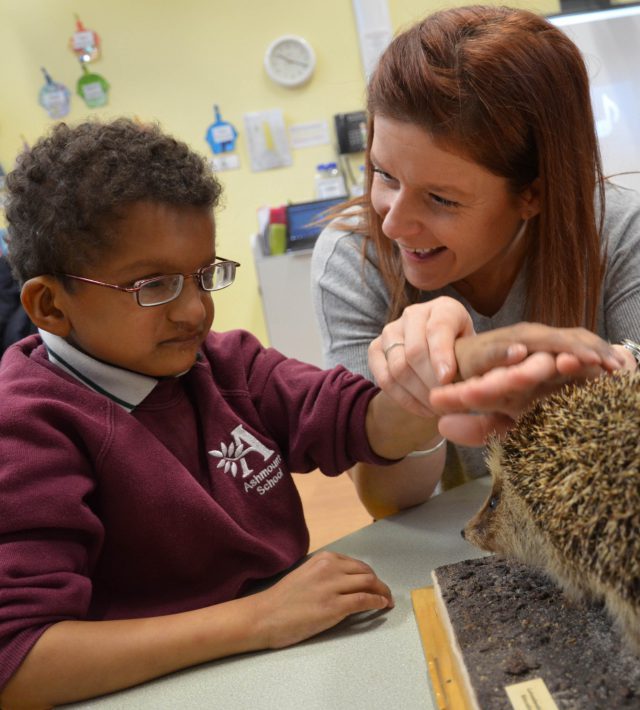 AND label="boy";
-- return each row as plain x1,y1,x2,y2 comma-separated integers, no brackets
0,119,622,707
0,118,455,706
